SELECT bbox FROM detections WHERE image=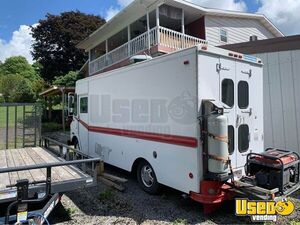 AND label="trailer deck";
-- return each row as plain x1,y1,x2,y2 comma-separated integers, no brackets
0,147,98,204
